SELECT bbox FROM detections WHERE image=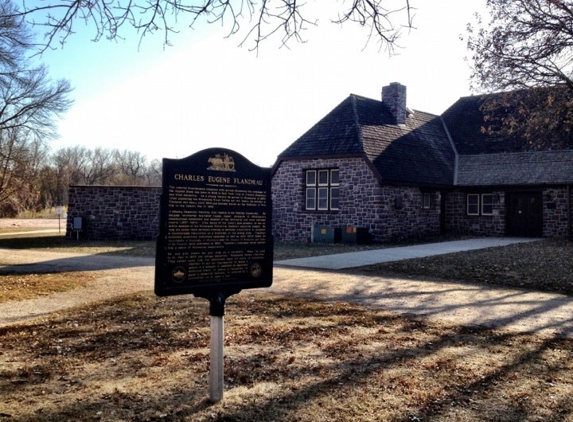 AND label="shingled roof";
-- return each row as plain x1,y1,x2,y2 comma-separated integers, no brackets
276,94,455,187
444,88,573,185
442,95,504,155
457,150,573,186
276,84,573,188
443,87,573,155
